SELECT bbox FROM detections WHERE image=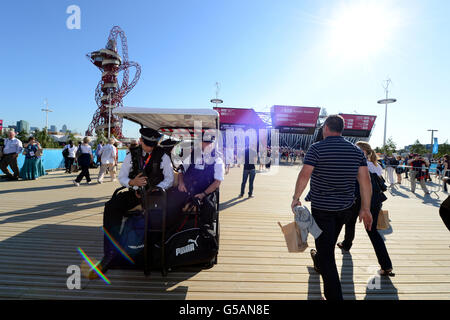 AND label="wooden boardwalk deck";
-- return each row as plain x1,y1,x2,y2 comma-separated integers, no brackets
0,164,449,300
